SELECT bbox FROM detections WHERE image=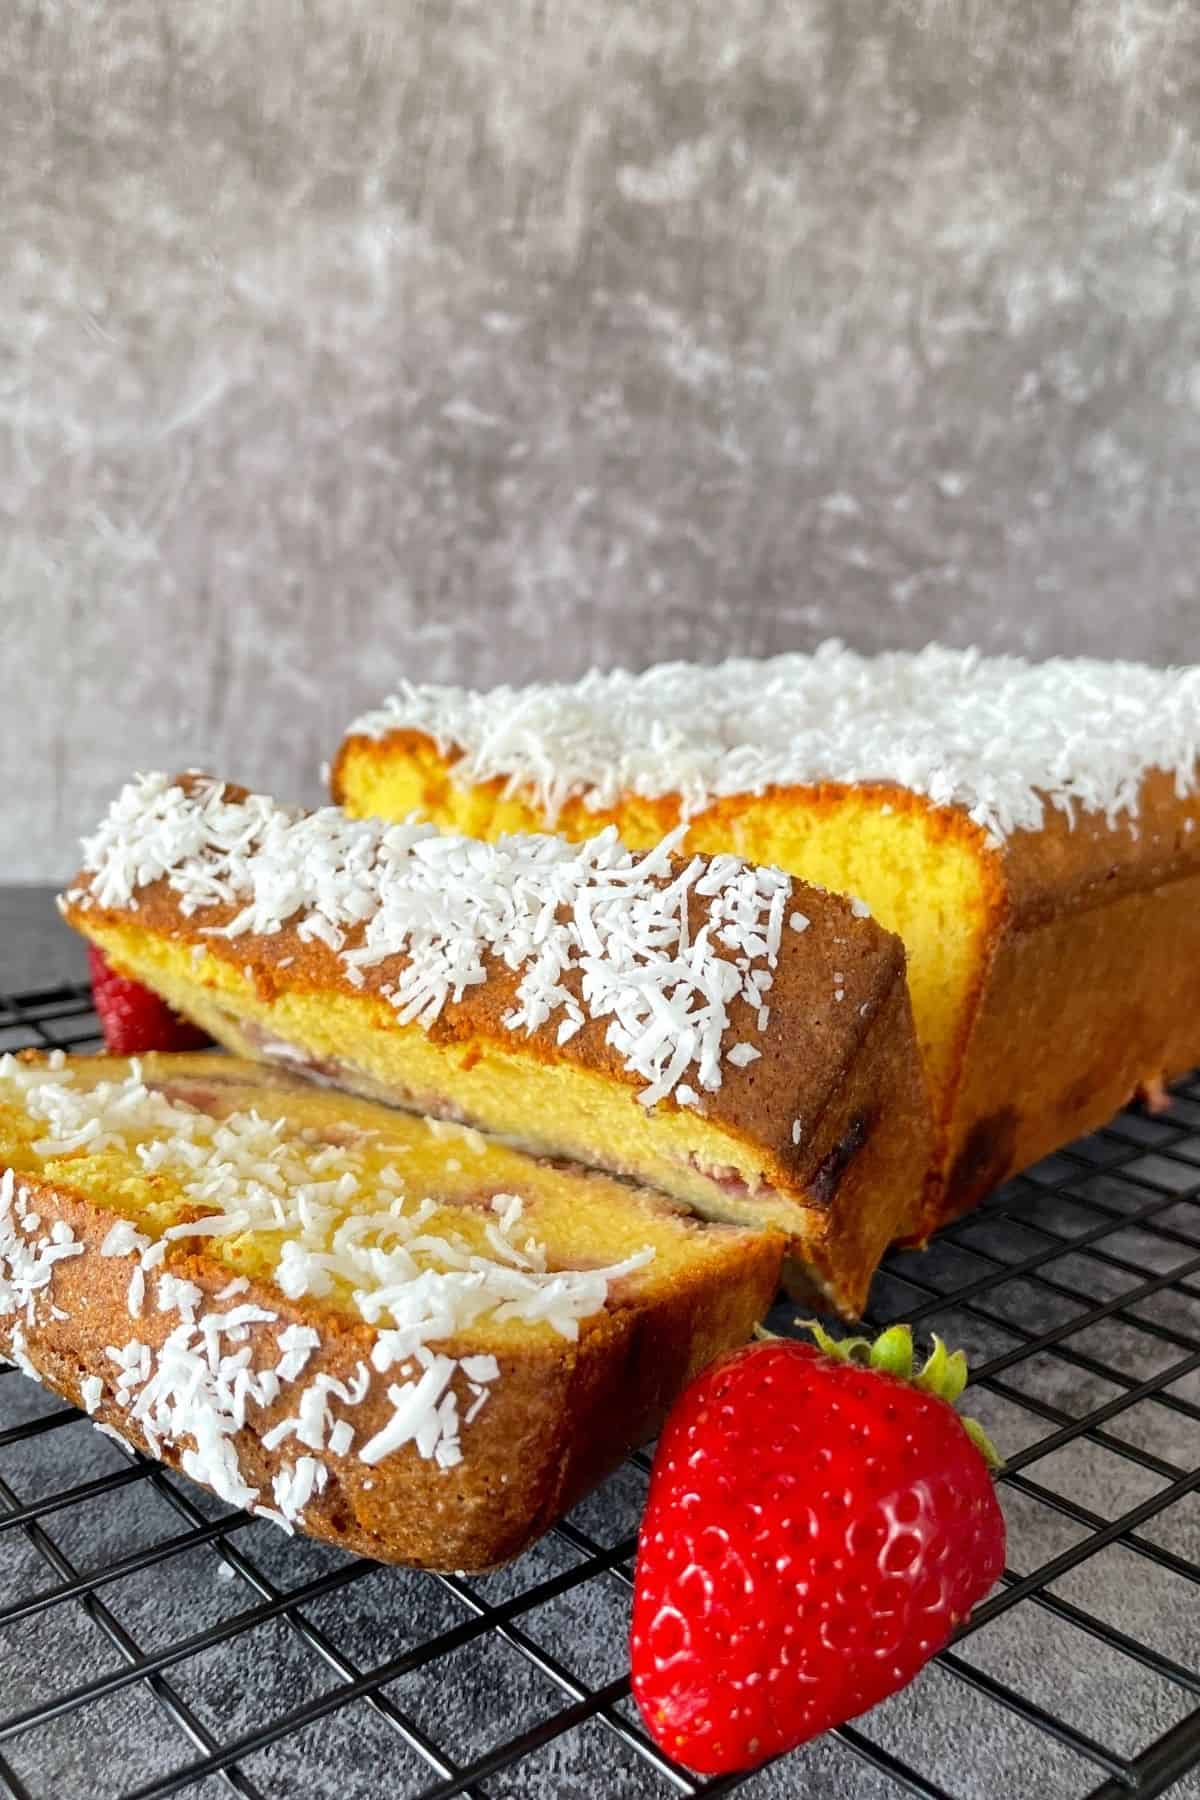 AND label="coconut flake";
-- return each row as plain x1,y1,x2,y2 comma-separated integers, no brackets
358,1356,457,1466
164,1212,253,1241
101,1220,152,1259
127,1265,146,1318
425,1118,488,1155
276,1324,321,1382
461,1354,500,1383
0,1169,85,1324
328,1418,354,1457
272,1455,328,1524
